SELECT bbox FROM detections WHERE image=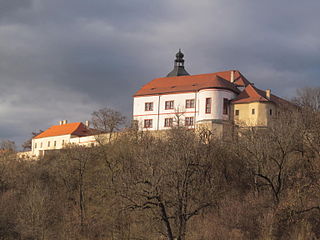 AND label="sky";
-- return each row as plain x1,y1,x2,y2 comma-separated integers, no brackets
1,0,320,147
